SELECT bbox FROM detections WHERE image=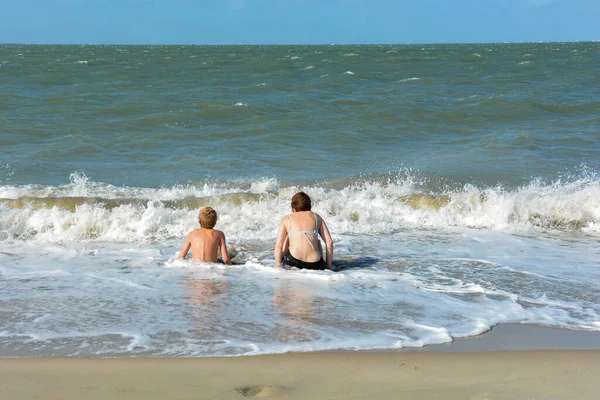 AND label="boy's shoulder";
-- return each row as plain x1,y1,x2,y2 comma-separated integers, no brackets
187,228,206,237
190,228,224,235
